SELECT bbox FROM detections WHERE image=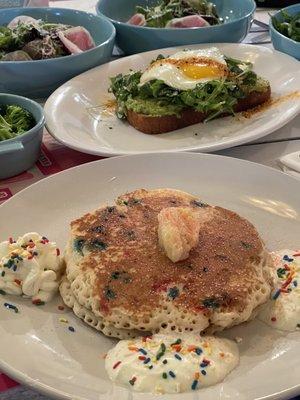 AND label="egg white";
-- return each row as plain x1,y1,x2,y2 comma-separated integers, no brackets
140,47,227,91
